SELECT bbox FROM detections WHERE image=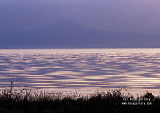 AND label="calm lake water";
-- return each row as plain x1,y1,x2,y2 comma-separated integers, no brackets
1,49,160,95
